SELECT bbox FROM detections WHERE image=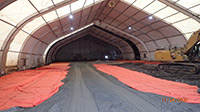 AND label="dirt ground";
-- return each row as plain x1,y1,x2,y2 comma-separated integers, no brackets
112,62,200,86
2,62,200,112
